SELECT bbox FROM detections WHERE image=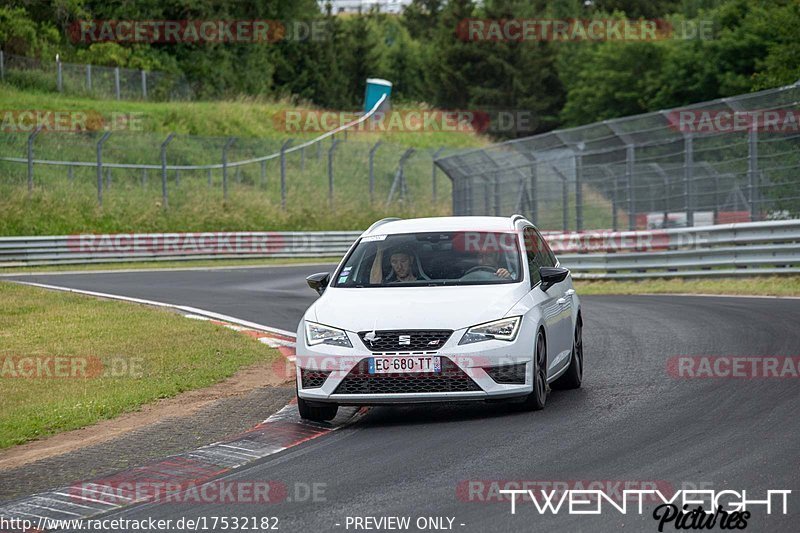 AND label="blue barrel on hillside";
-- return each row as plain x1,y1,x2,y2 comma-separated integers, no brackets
364,78,392,113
